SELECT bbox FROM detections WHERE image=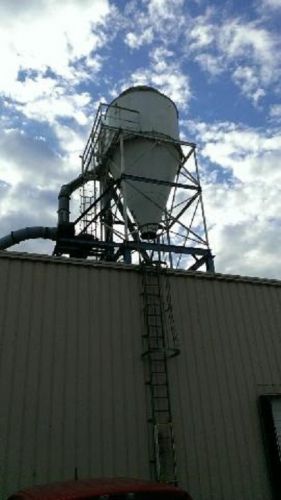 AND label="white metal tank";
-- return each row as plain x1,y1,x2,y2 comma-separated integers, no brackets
104,86,180,239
